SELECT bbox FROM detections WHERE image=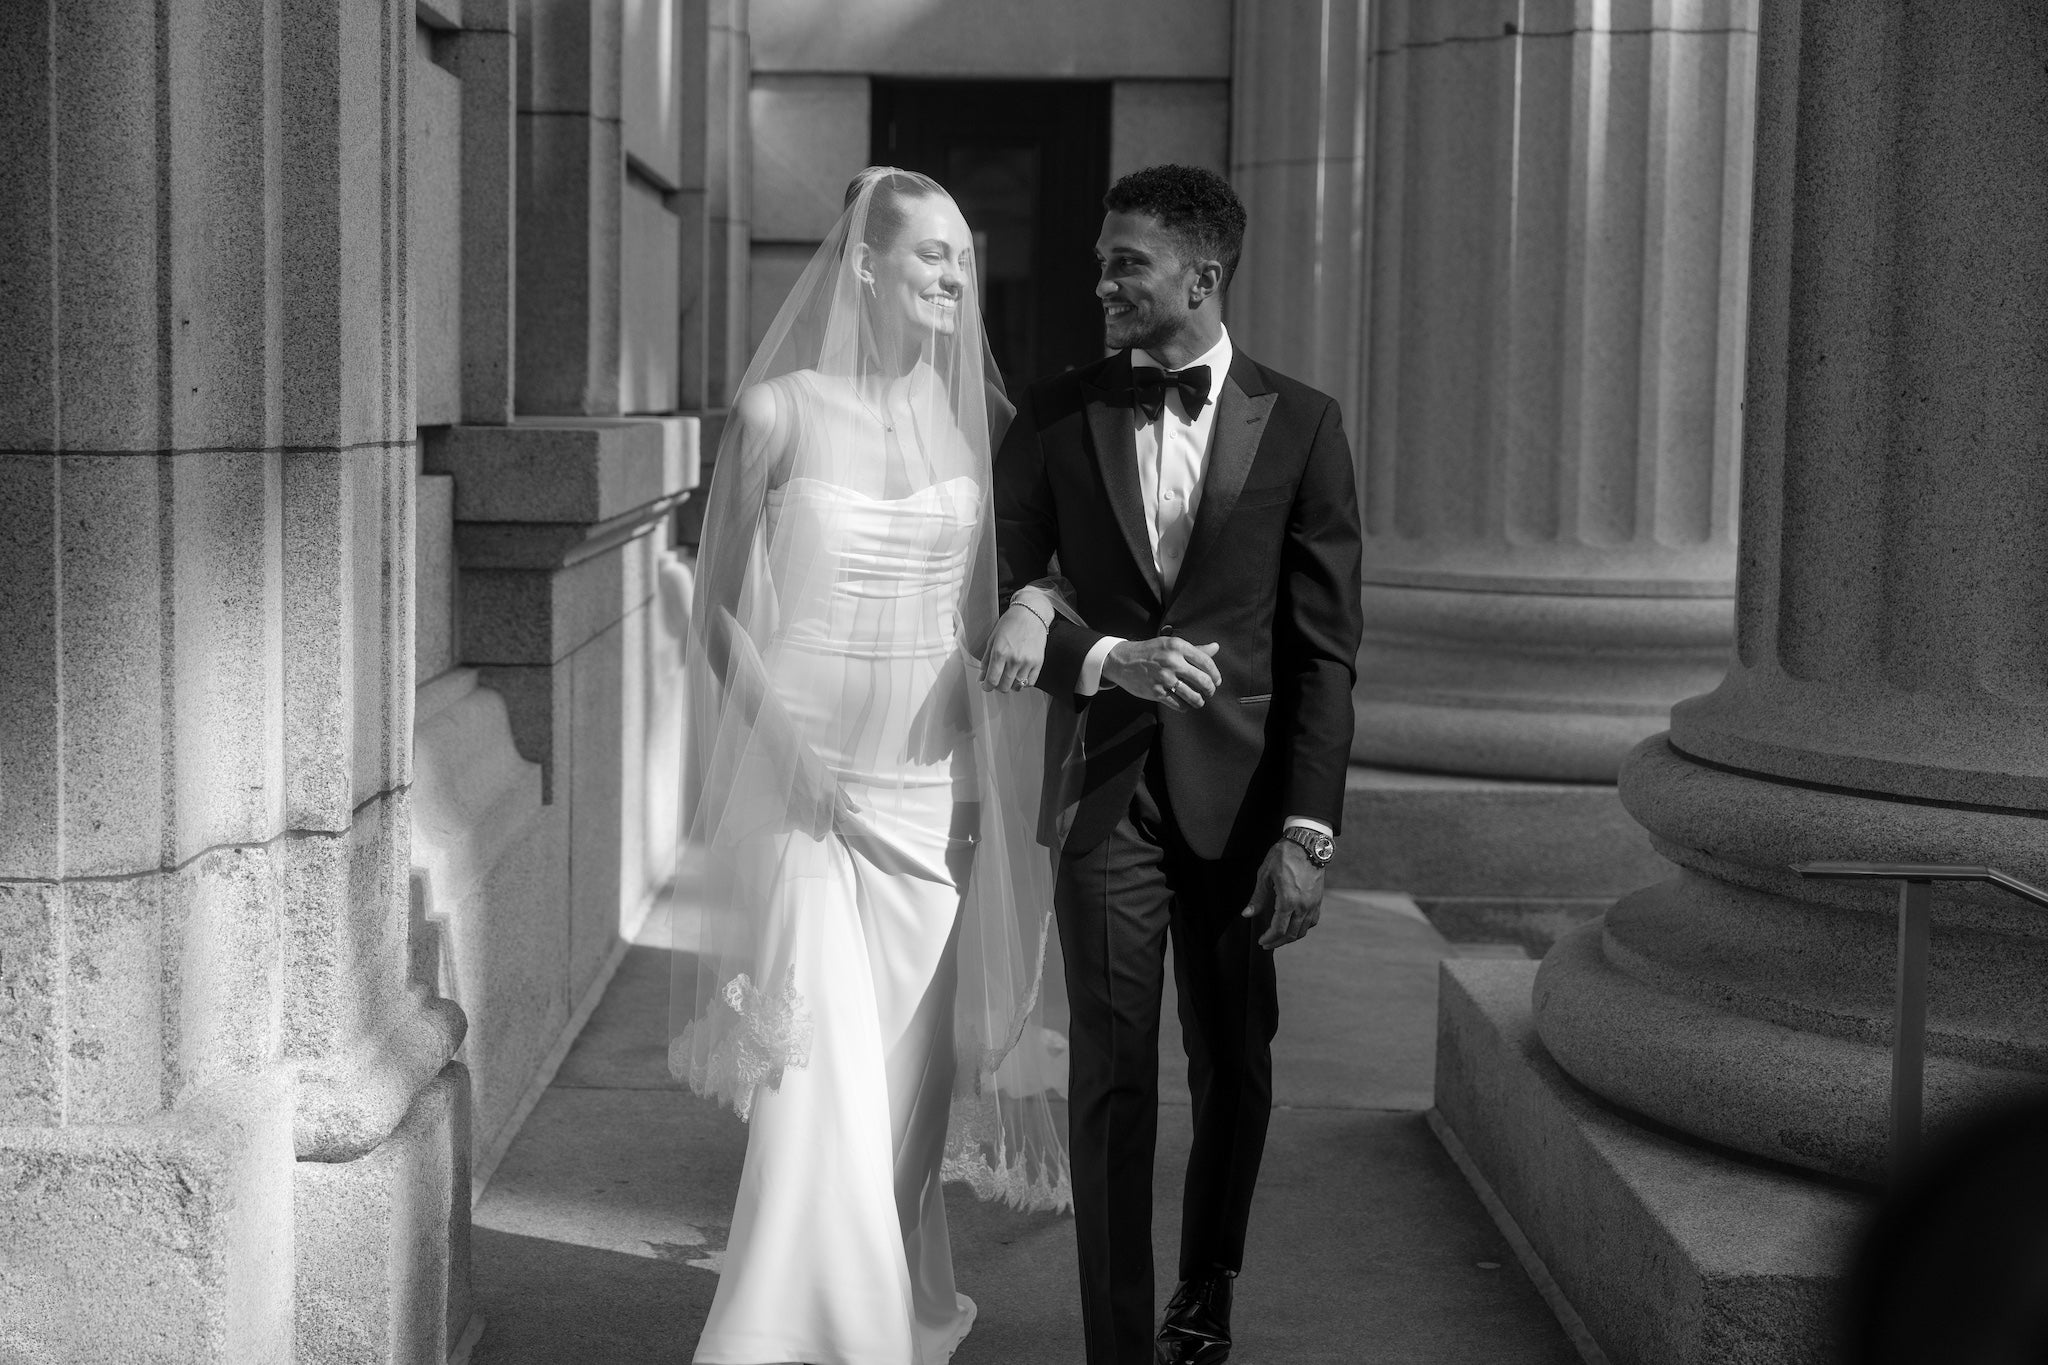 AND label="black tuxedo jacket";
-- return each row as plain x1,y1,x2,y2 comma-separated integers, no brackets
994,347,1363,860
